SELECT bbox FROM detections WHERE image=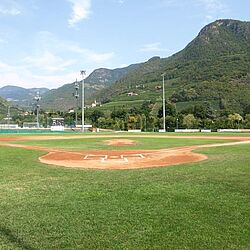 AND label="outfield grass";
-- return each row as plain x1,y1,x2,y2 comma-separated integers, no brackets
13,137,235,151
0,137,249,249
